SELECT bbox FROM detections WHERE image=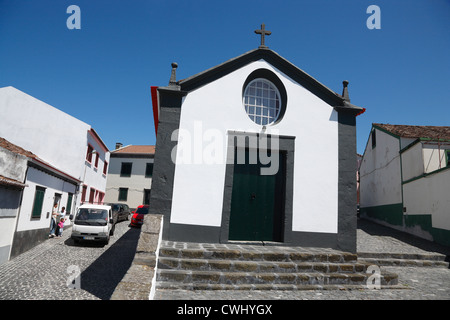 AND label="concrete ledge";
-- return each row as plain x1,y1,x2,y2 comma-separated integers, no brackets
110,214,163,300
